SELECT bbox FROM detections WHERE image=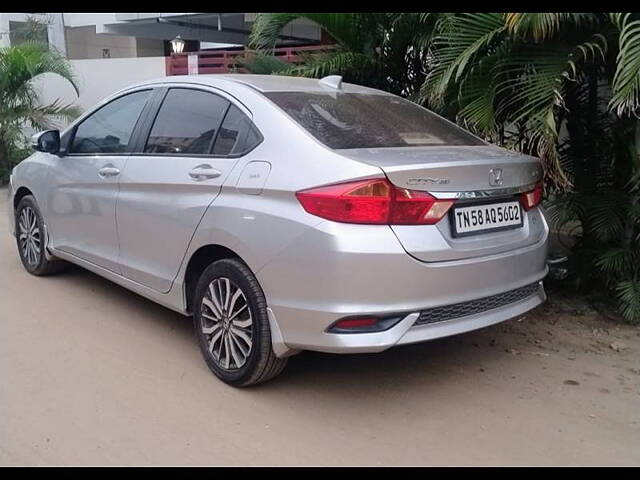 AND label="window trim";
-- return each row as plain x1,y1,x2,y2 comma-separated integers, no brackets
138,86,264,160
65,87,155,157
